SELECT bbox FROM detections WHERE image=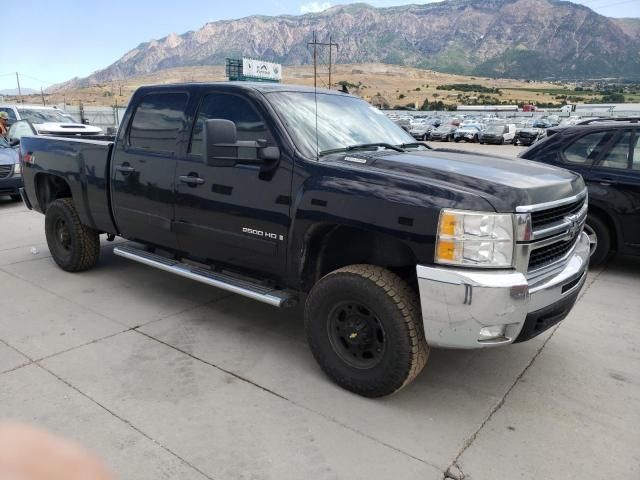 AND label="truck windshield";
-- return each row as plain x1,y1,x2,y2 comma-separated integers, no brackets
17,109,74,124
266,91,415,158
